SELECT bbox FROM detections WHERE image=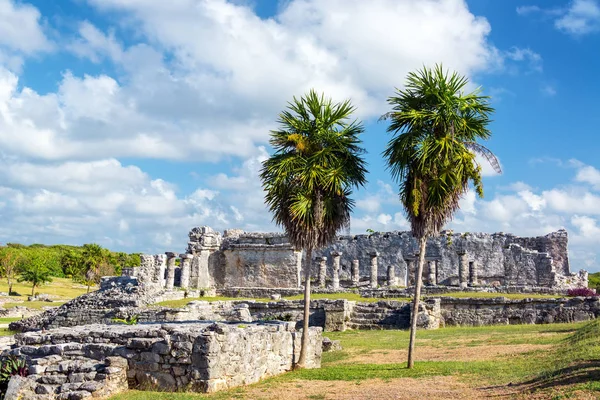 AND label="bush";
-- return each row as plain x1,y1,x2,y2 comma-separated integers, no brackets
567,287,598,297
0,355,28,397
